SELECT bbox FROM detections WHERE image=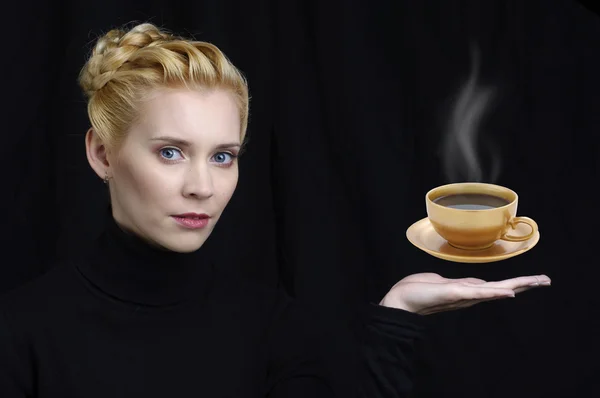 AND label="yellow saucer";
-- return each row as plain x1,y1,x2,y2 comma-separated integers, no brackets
406,218,540,263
